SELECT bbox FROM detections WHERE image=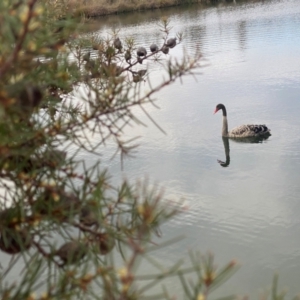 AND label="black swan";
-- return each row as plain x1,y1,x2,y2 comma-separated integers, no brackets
214,103,271,138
